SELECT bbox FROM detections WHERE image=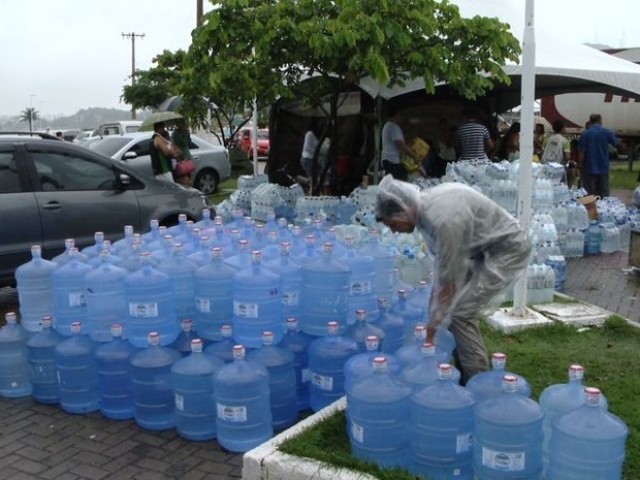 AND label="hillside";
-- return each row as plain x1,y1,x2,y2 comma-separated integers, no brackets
0,107,150,132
